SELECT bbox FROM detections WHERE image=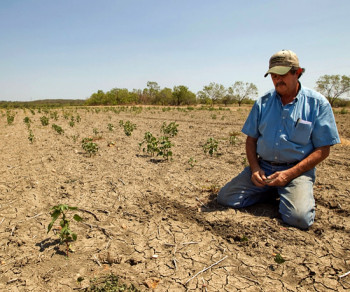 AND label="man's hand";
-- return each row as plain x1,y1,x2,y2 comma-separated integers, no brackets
264,145,331,187
264,170,291,187
251,169,267,187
